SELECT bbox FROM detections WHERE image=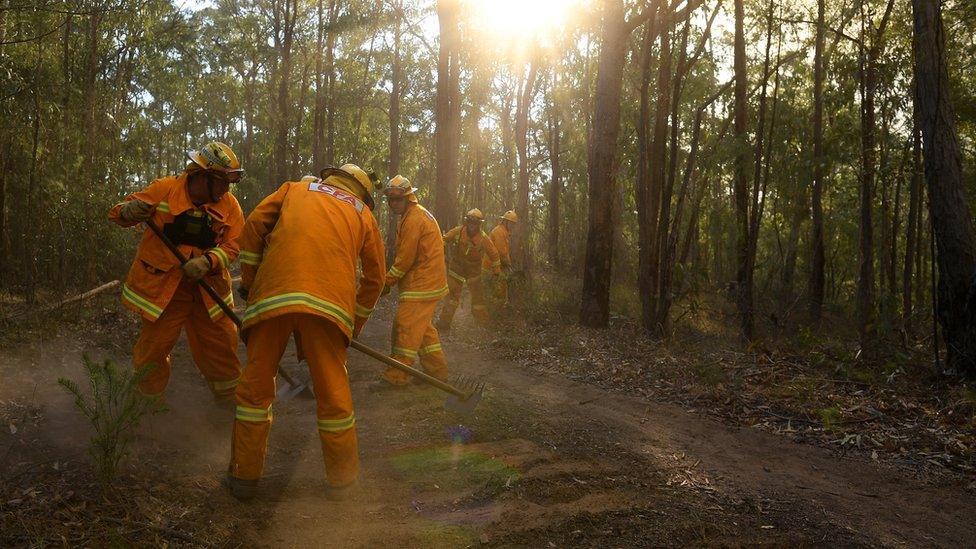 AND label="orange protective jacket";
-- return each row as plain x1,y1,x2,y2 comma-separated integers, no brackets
386,203,449,301
443,225,500,281
238,178,385,340
108,173,243,322
484,224,512,271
